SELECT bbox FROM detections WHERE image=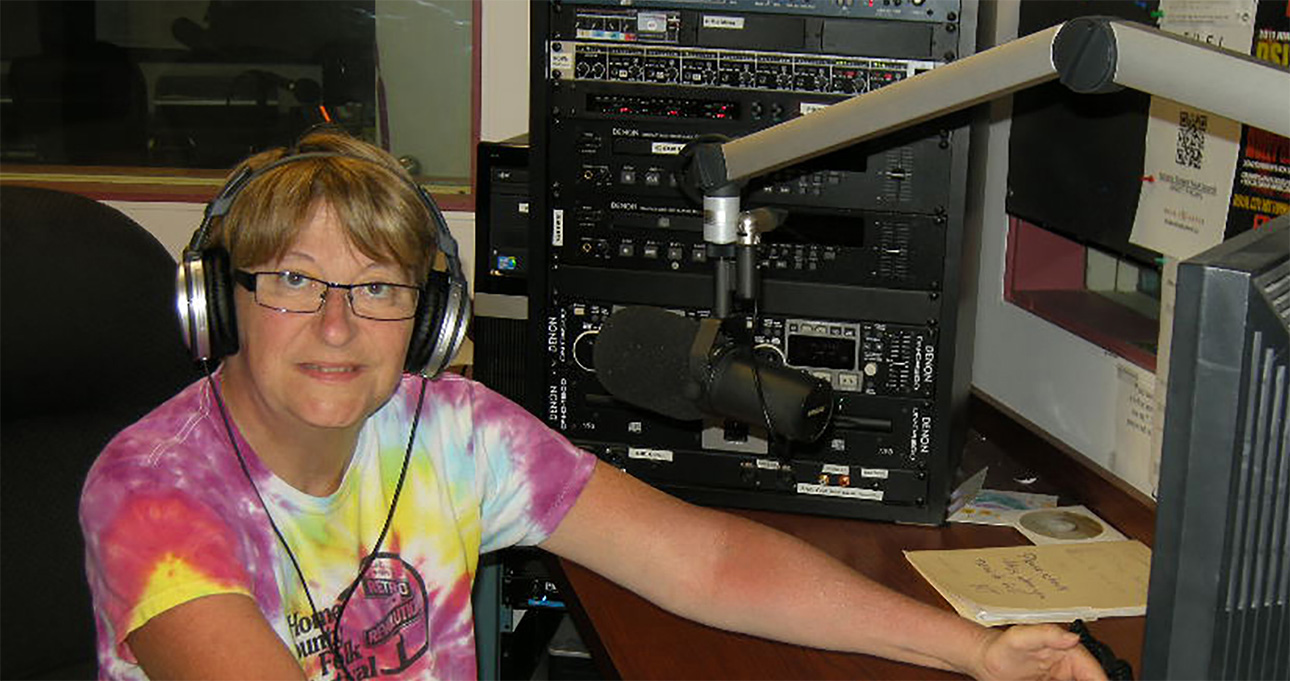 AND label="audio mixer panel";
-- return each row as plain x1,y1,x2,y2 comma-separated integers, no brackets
561,201,951,290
